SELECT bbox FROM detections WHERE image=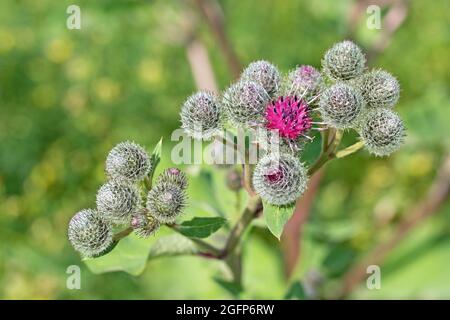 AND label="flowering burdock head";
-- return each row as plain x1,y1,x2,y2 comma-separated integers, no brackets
147,182,187,223
106,141,151,182
253,153,308,206
96,180,141,225
241,60,281,98
222,80,271,128
68,209,113,258
131,209,160,238
283,65,323,102
322,40,366,81
181,91,222,140
360,70,400,109
265,96,312,151
319,83,363,129
265,96,313,140
359,108,405,156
